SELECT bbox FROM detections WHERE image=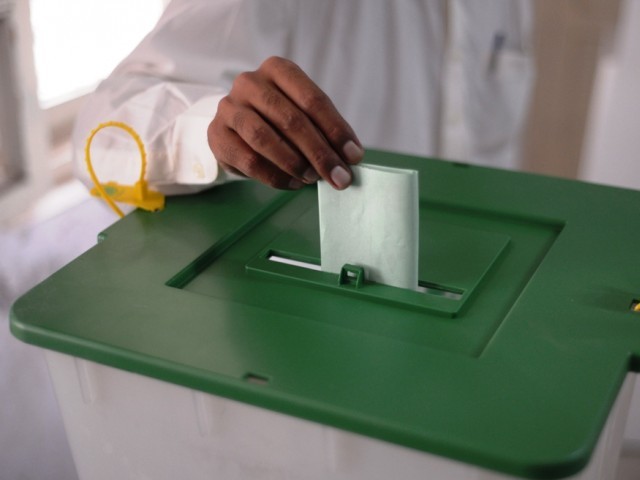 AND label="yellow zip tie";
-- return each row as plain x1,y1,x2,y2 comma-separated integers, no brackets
85,121,164,218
